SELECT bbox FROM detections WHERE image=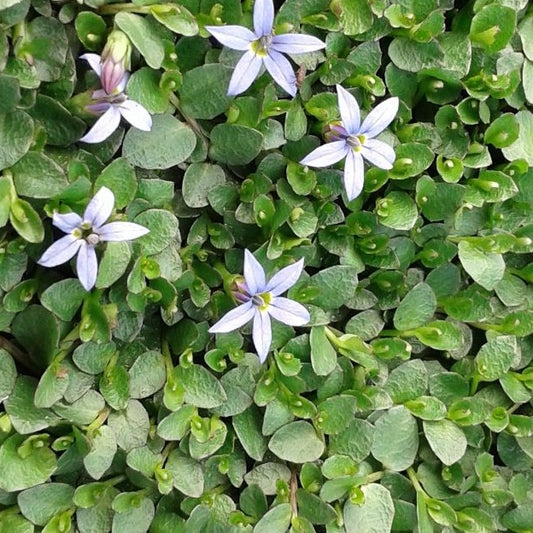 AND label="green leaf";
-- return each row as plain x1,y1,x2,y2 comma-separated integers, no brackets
458,240,505,290
11,152,67,198
502,110,533,165
484,113,519,148
75,11,107,51
123,114,196,169
179,63,232,119
475,335,517,382
310,326,337,376
108,400,150,452
126,67,171,114
372,406,419,471
328,418,375,462
134,209,179,256
413,320,464,351
11,305,59,366
157,404,195,440
389,143,434,180
100,364,130,410
111,494,155,533
0,348,16,403
470,4,516,54
393,283,436,331
95,241,132,289
150,4,198,36
182,163,226,208
268,421,324,463
115,12,164,69
128,350,166,399
338,0,373,35
0,434,57,492
94,158,137,209
296,489,337,525
20,17,68,82
18,483,74,526
34,361,69,408
83,425,117,480
233,405,267,461
384,360,428,404
423,419,467,465
254,503,291,533
293,265,359,309
405,395,447,421
317,395,358,435
72,342,115,375
0,110,34,170
28,95,85,146
165,450,204,497
177,364,227,408
209,124,263,166
344,484,394,533
4,377,60,434
9,198,44,243
41,279,86,321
